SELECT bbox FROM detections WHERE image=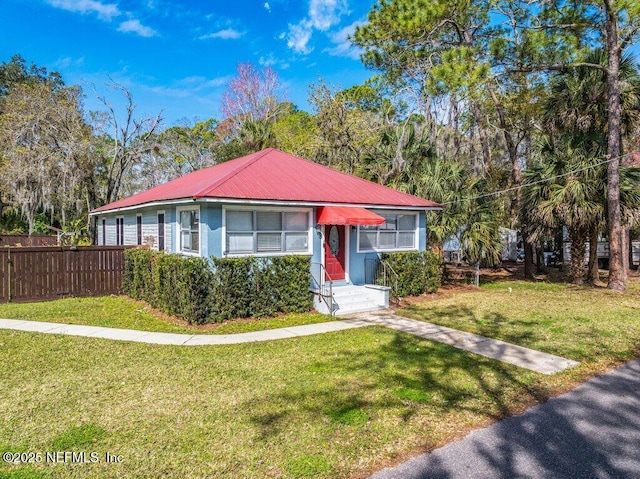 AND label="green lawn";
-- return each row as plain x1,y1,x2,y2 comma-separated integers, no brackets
0,296,334,335
1,280,640,478
399,278,640,368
